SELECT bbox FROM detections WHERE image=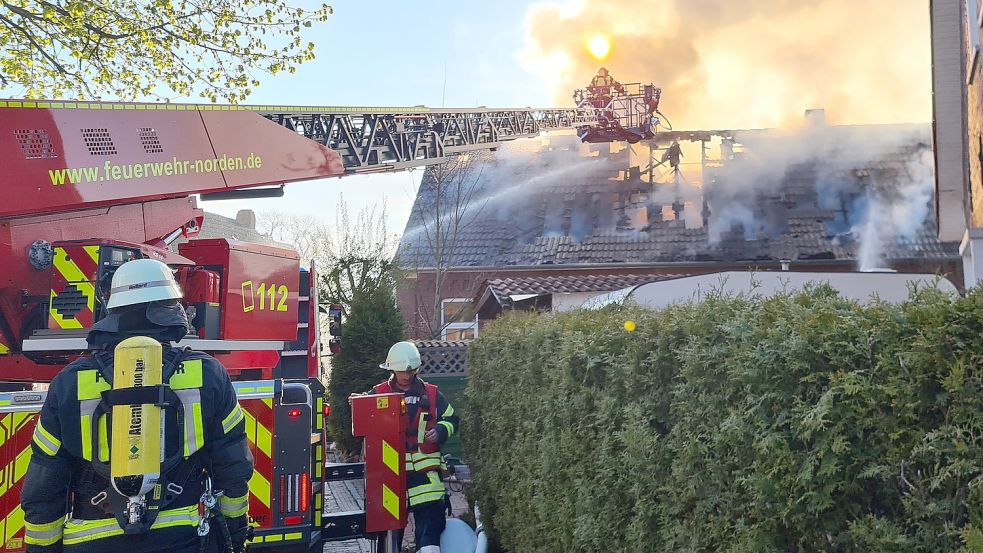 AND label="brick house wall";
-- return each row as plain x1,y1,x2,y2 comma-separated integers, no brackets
966,0,983,227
